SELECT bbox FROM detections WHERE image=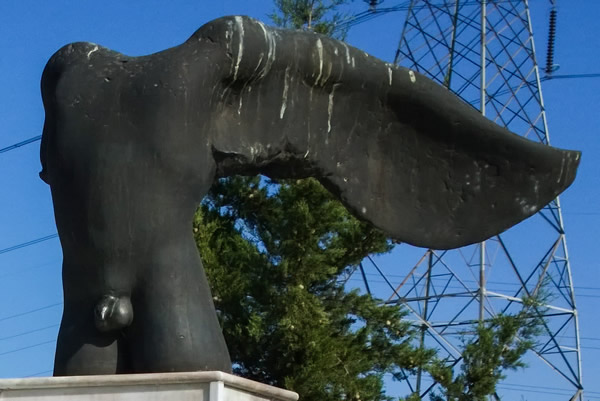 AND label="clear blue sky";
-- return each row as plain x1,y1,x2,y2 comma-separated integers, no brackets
0,1,598,400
